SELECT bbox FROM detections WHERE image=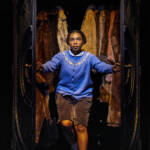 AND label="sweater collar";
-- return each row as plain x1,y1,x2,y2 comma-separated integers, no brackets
69,50,84,57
